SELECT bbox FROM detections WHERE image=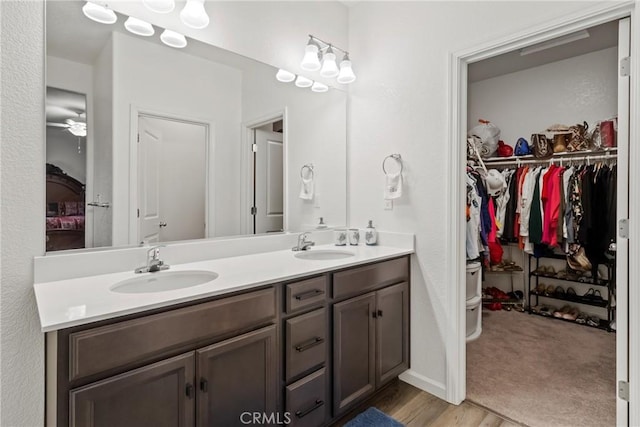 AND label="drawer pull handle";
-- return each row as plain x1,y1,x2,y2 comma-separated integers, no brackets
295,337,324,352
200,378,208,393
186,383,194,399
294,289,324,301
295,399,324,418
